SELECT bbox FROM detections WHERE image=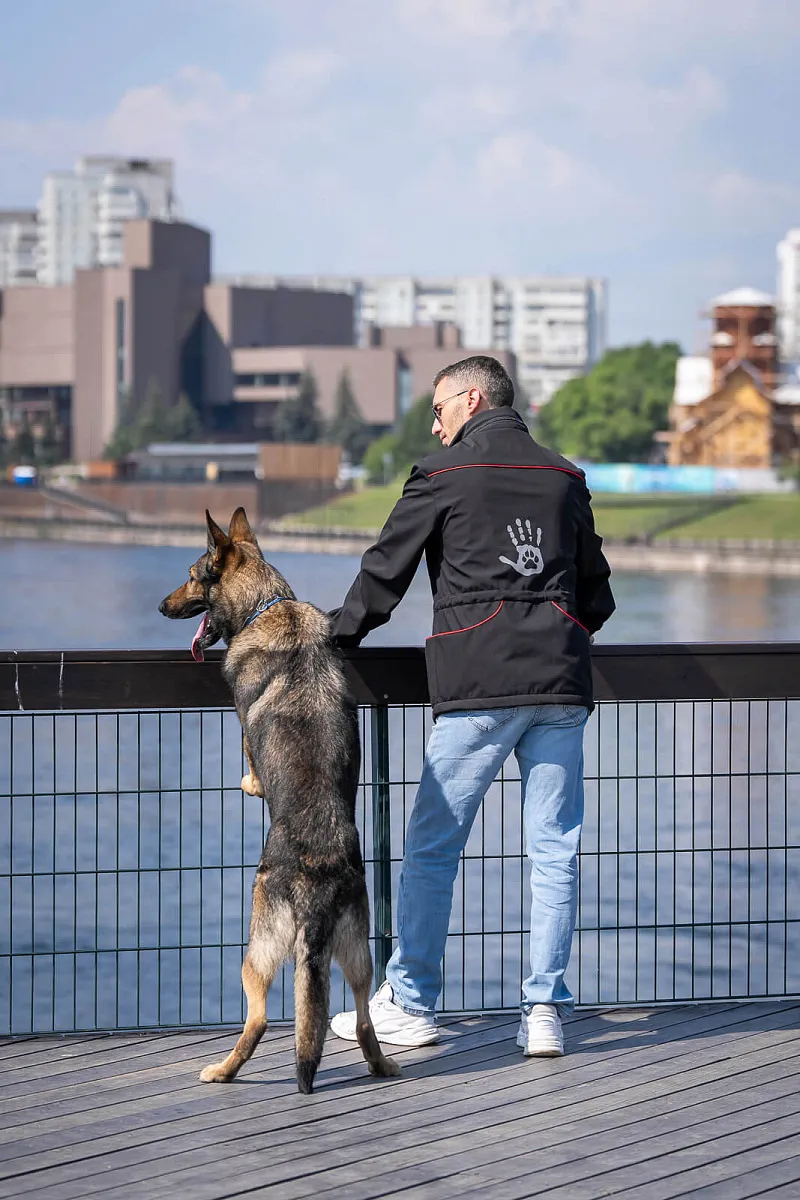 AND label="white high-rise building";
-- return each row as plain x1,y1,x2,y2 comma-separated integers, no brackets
36,157,175,285
218,273,606,408
0,210,38,286
777,228,800,363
